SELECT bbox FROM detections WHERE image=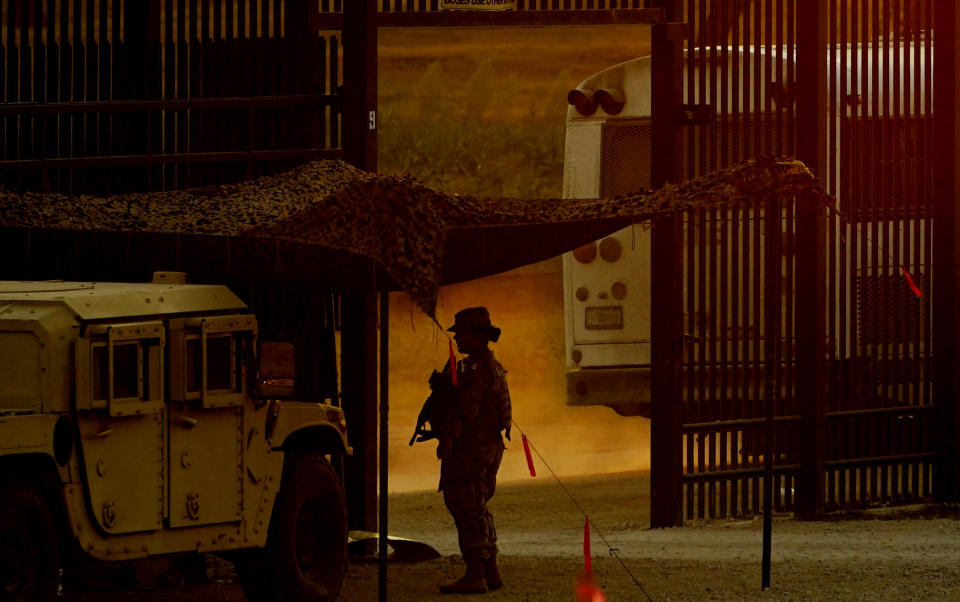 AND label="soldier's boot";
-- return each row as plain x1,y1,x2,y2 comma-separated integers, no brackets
484,556,503,591
439,562,487,595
